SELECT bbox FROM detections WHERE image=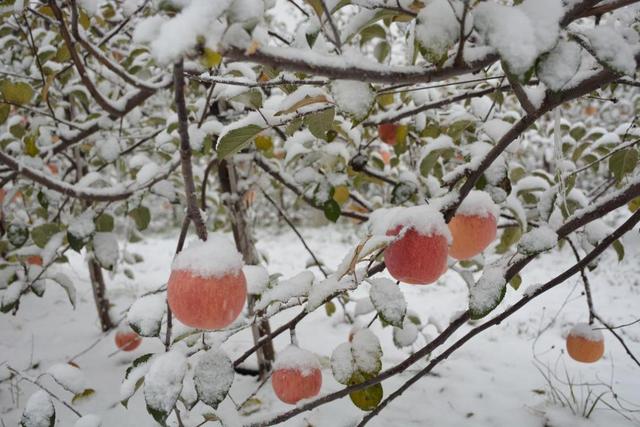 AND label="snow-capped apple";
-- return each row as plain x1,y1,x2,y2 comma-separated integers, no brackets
377,205,451,285
272,345,322,404
566,323,604,363
448,191,498,260
167,235,247,330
